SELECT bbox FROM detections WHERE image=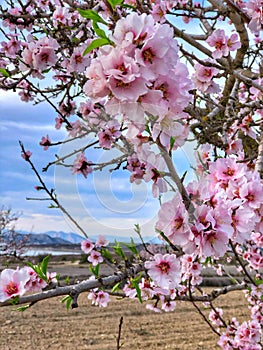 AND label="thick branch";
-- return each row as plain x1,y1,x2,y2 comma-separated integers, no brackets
0,264,144,307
